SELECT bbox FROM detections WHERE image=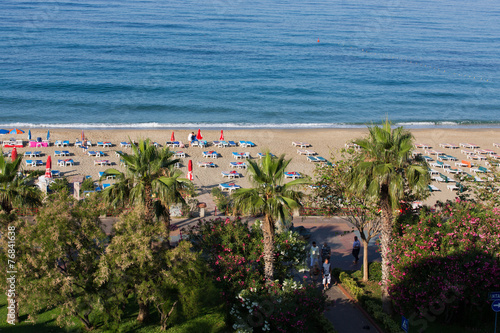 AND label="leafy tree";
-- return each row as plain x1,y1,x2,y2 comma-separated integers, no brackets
231,153,308,281
313,155,382,281
349,120,430,312
0,193,107,330
48,177,70,193
100,138,191,238
0,153,42,215
96,208,167,323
